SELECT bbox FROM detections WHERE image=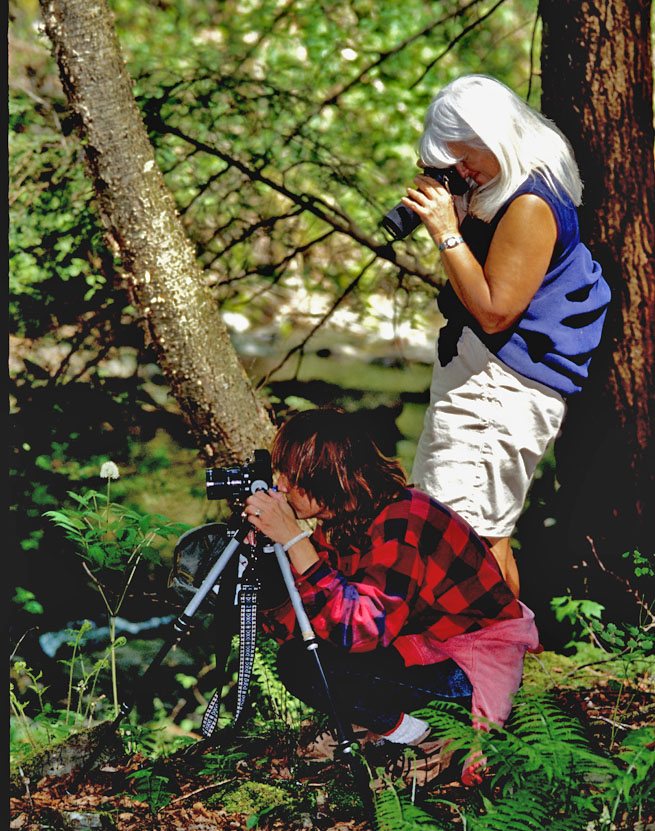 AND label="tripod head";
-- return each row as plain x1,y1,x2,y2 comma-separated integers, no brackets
171,449,279,608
